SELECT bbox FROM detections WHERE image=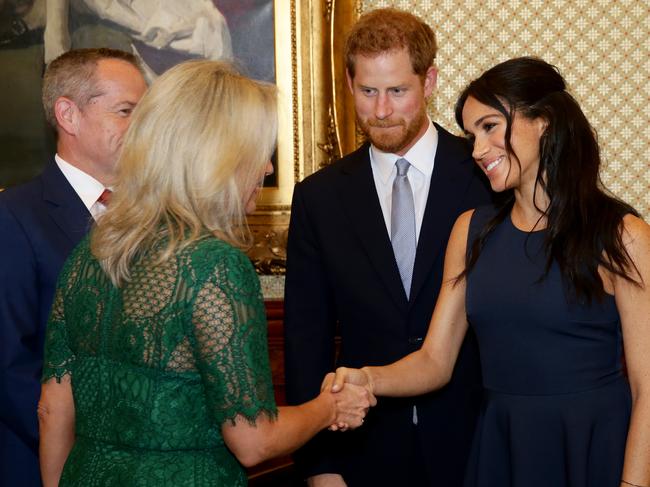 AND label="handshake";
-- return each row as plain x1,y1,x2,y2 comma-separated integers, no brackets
320,367,376,432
